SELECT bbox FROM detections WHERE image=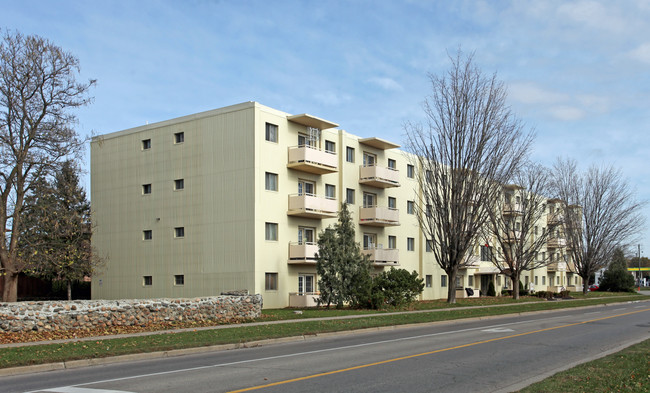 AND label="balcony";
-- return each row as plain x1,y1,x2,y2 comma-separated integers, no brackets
547,237,567,248
502,203,523,216
287,194,338,219
288,242,318,264
547,261,567,272
503,230,522,243
288,292,320,307
359,165,400,188
287,146,338,174
359,206,400,227
362,247,400,266
461,255,481,269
